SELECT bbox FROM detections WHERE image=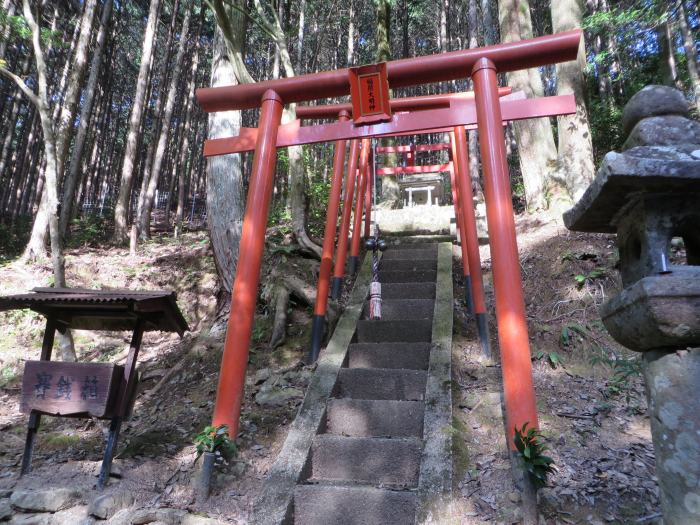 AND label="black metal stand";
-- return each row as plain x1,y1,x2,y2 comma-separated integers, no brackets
20,412,40,475
476,313,492,360
98,416,122,489
348,255,360,276
330,277,343,300
308,314,325,363
464,275,474,316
